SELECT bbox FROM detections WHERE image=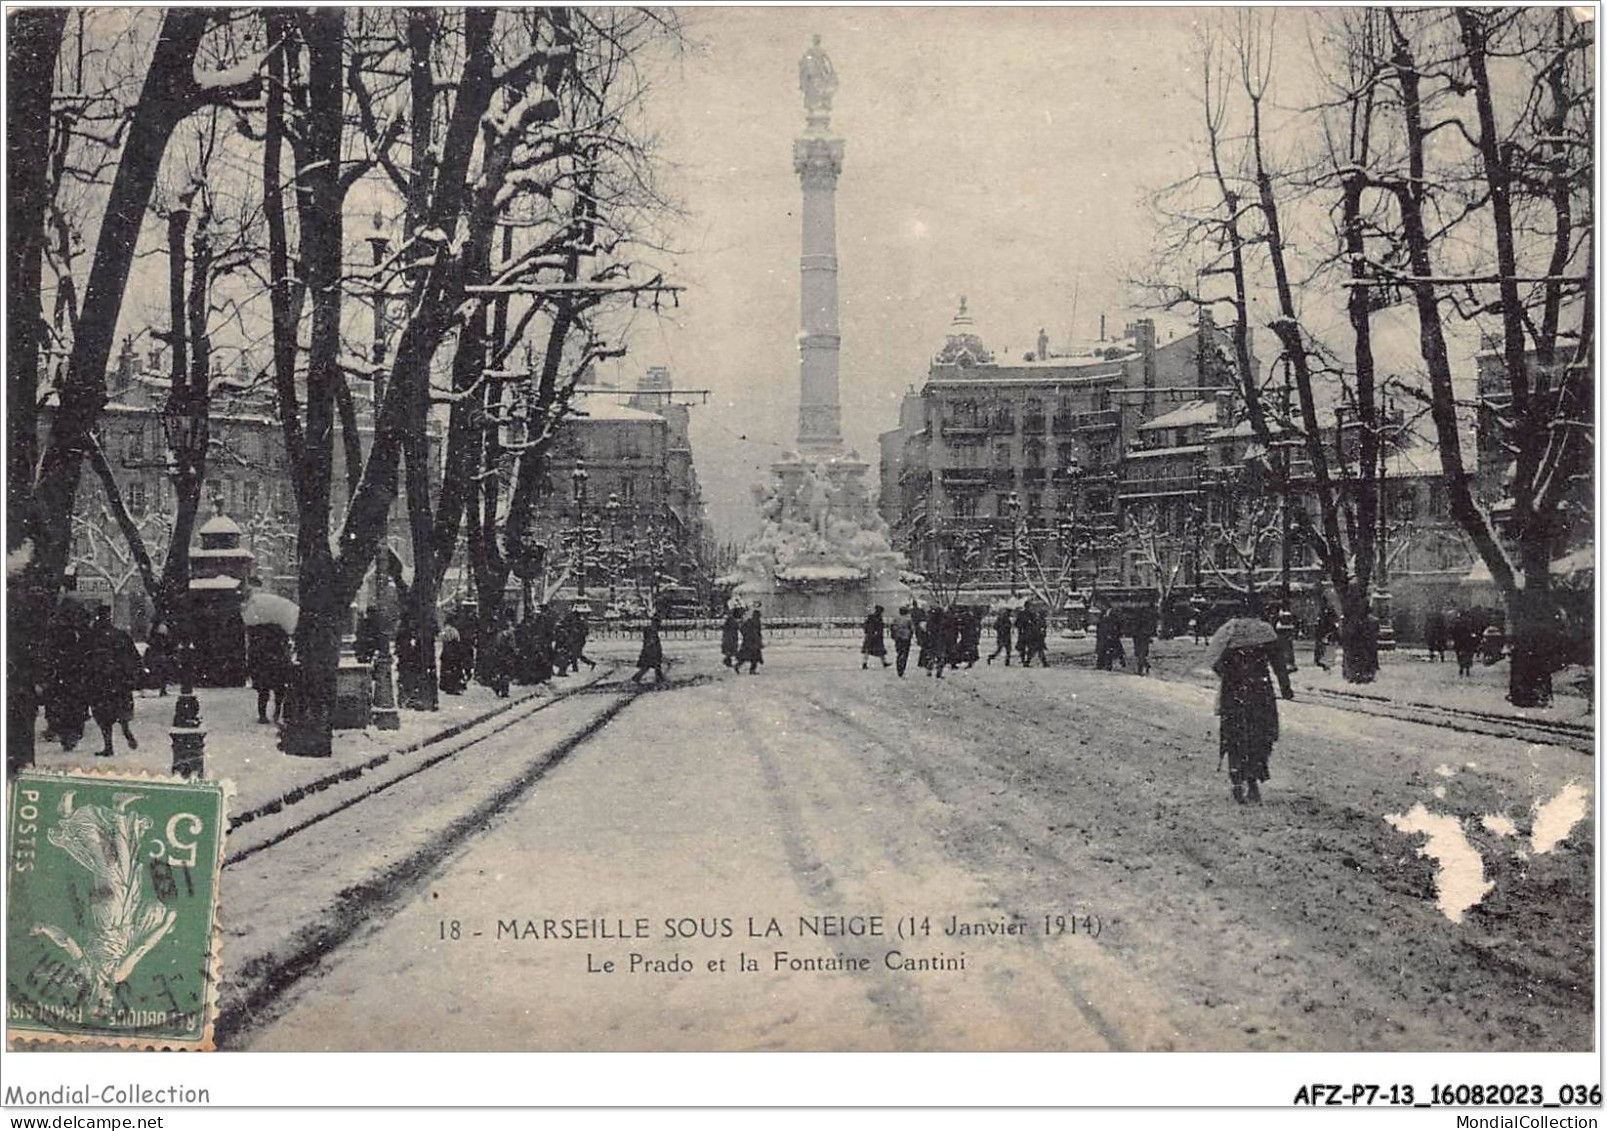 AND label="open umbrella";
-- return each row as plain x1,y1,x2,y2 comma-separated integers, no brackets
1202,616,1278,670
241,591,300,632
